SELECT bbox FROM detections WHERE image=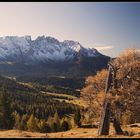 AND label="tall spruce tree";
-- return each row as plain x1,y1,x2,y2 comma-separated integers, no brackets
61,119,69,131
20,114,28,130
53,111,61,131
74,108,81,127
0,87,14,129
